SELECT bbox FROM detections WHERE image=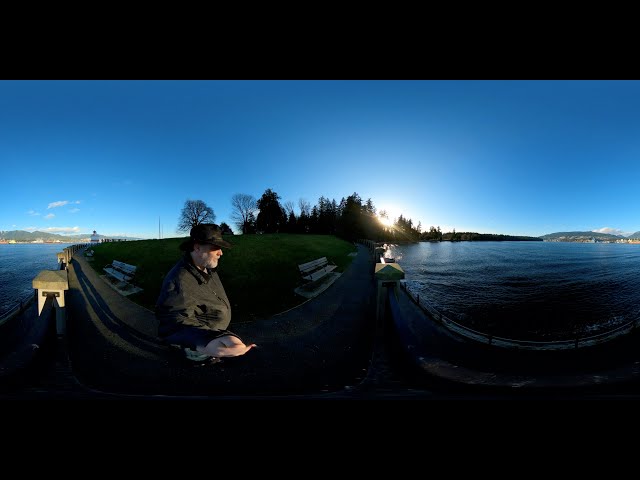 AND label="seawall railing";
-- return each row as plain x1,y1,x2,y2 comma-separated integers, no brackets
400,279,640,351
357,239,390,266
361,238,640,351
0,294,56,381
0,291,36,327
59,243,91,269
2,243,88,330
